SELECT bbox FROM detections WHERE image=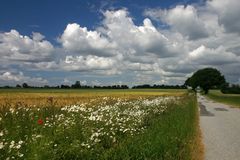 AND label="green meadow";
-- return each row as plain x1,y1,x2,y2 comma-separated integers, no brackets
207,90,240,108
